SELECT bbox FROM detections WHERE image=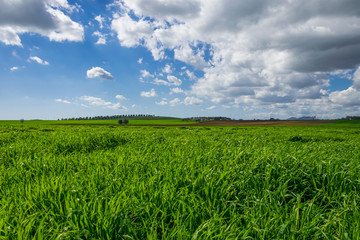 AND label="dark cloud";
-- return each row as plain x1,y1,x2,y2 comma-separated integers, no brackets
0,0,56,29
